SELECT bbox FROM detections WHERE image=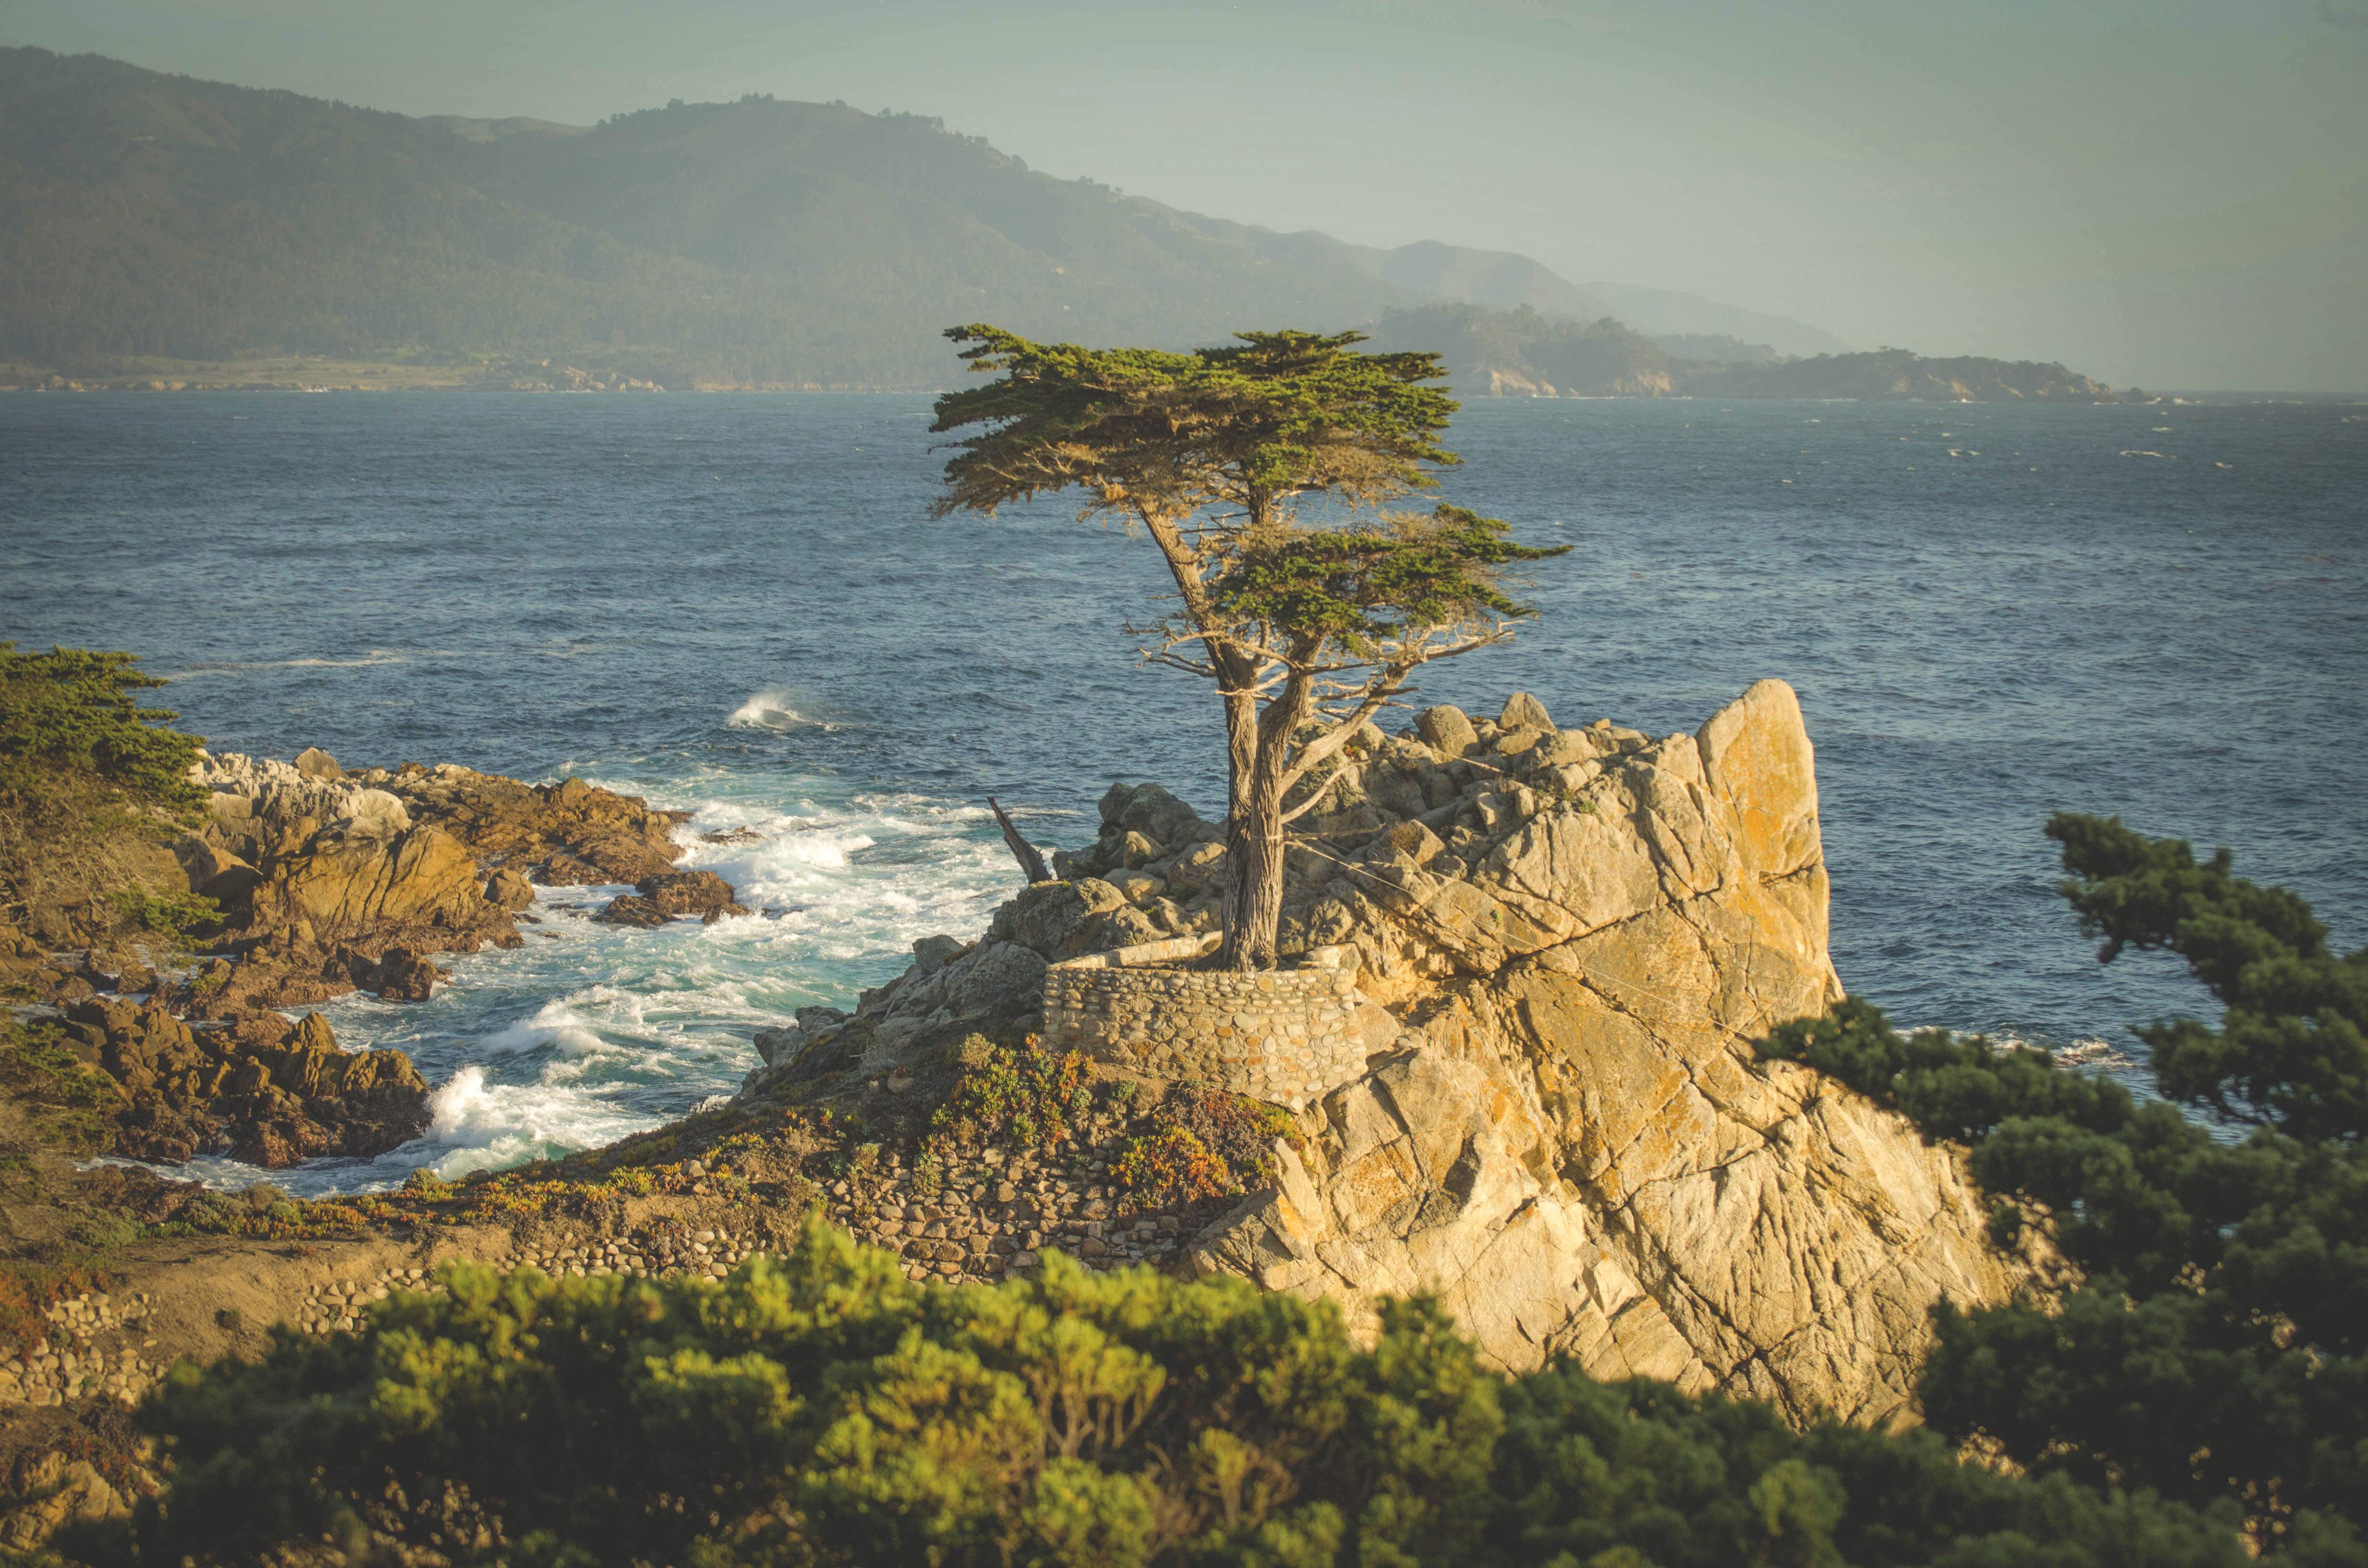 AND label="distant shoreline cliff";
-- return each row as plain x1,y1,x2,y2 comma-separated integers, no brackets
1366,303,2133,403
